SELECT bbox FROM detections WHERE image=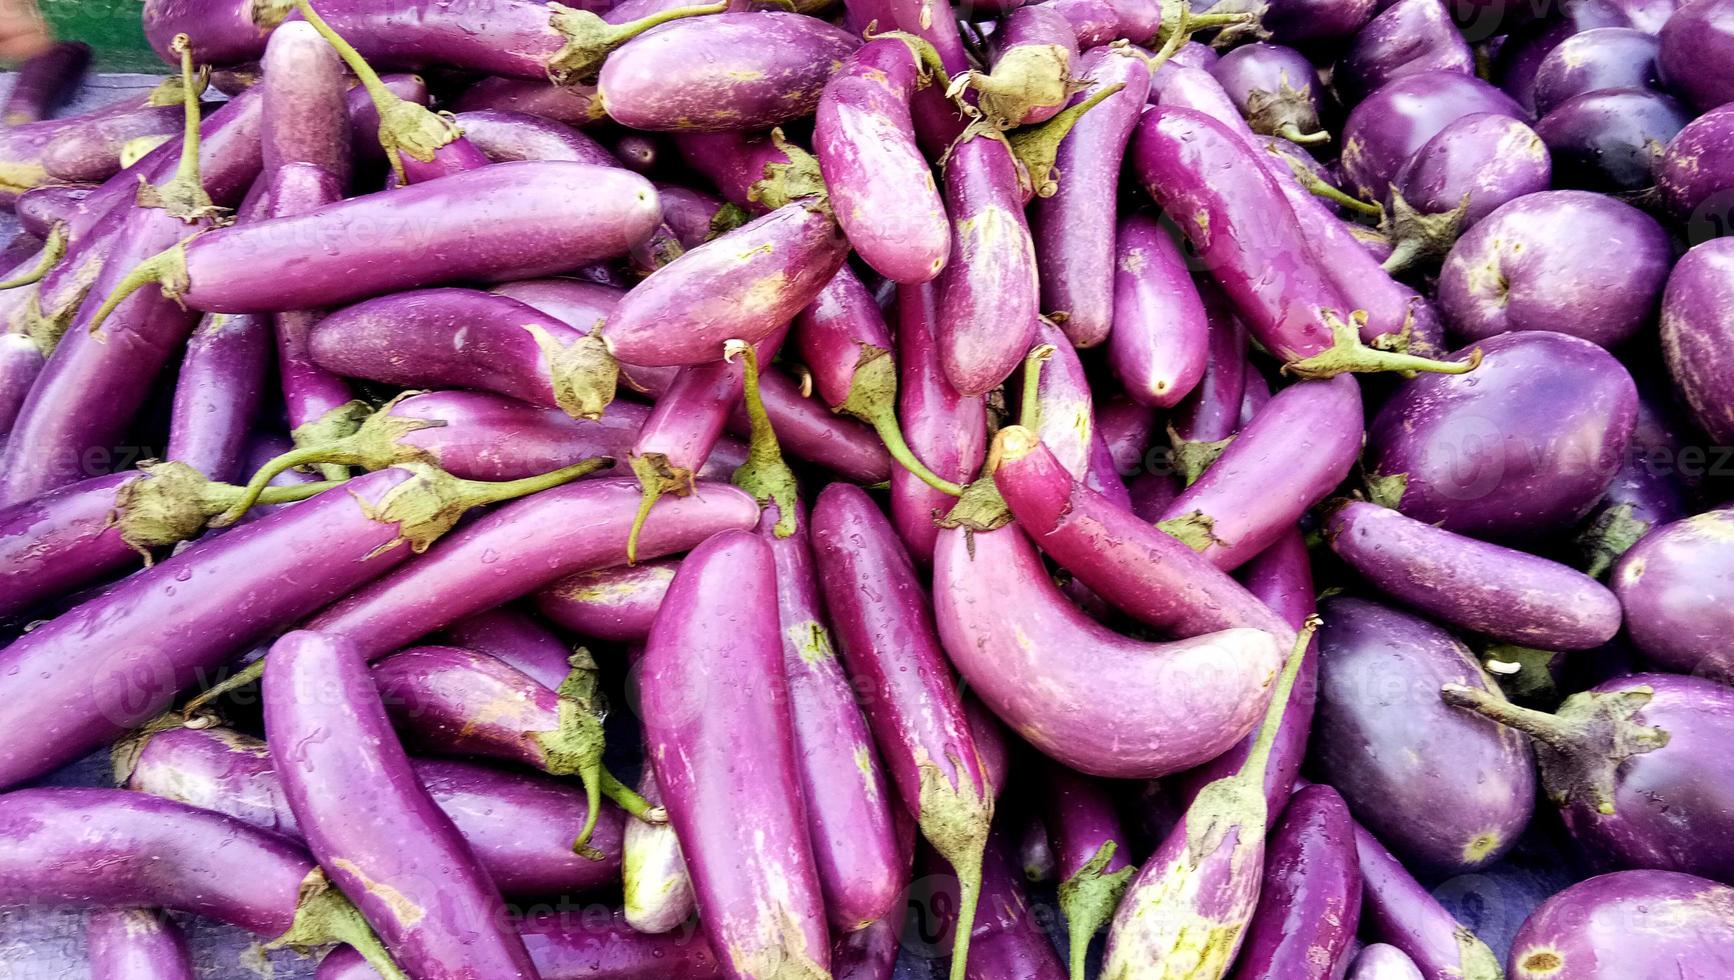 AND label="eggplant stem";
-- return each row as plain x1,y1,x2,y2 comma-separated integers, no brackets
1007,82,1127,198
1276,123,1330,145
84,244,188,341
275,872,409,980
548,1,728,84
1284,312,1480,379
947,839,985,980
1272,148,1383,217
872,411,965,496
183,658,264,717
1440,683,1576,751
728,340,800,538
214,444,342,527
1236,616,1320,784
1018,344,1056,431
0,223,67,289
454,457,612,508
601,767,662,822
